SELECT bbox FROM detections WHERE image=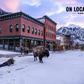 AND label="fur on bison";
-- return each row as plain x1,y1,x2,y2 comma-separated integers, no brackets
33,46,49,63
